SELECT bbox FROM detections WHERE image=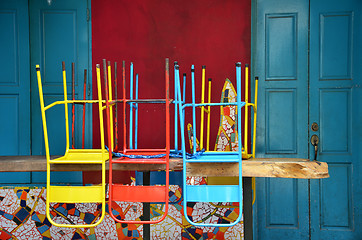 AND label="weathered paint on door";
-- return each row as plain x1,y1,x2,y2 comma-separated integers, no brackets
253,0,309,239
29,0,90,183
0,0,31,183
254,0,361,239
309,0,361,239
